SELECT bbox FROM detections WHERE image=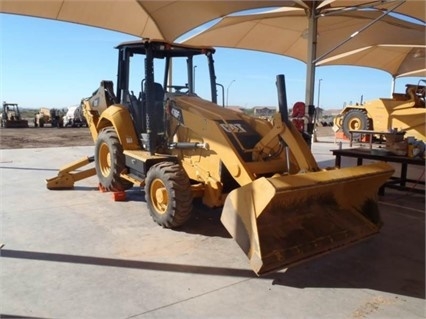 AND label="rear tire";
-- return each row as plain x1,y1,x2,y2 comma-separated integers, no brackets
95,127,133,191
145,162,193,228
342,109,370,139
